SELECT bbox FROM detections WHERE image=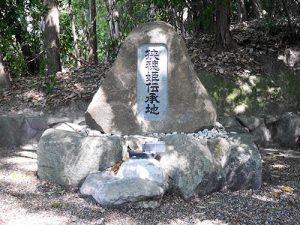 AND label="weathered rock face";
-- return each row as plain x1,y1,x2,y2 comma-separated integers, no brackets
275,112,300,148
222,134,262,191
0,115,47,147
37,129,122,186
158,133,262,200
85,21,216,135
159,134,223,200
222,113,300,149
38,126,262,208
0,115,24,147
80,171,165,209
236,115,264,131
